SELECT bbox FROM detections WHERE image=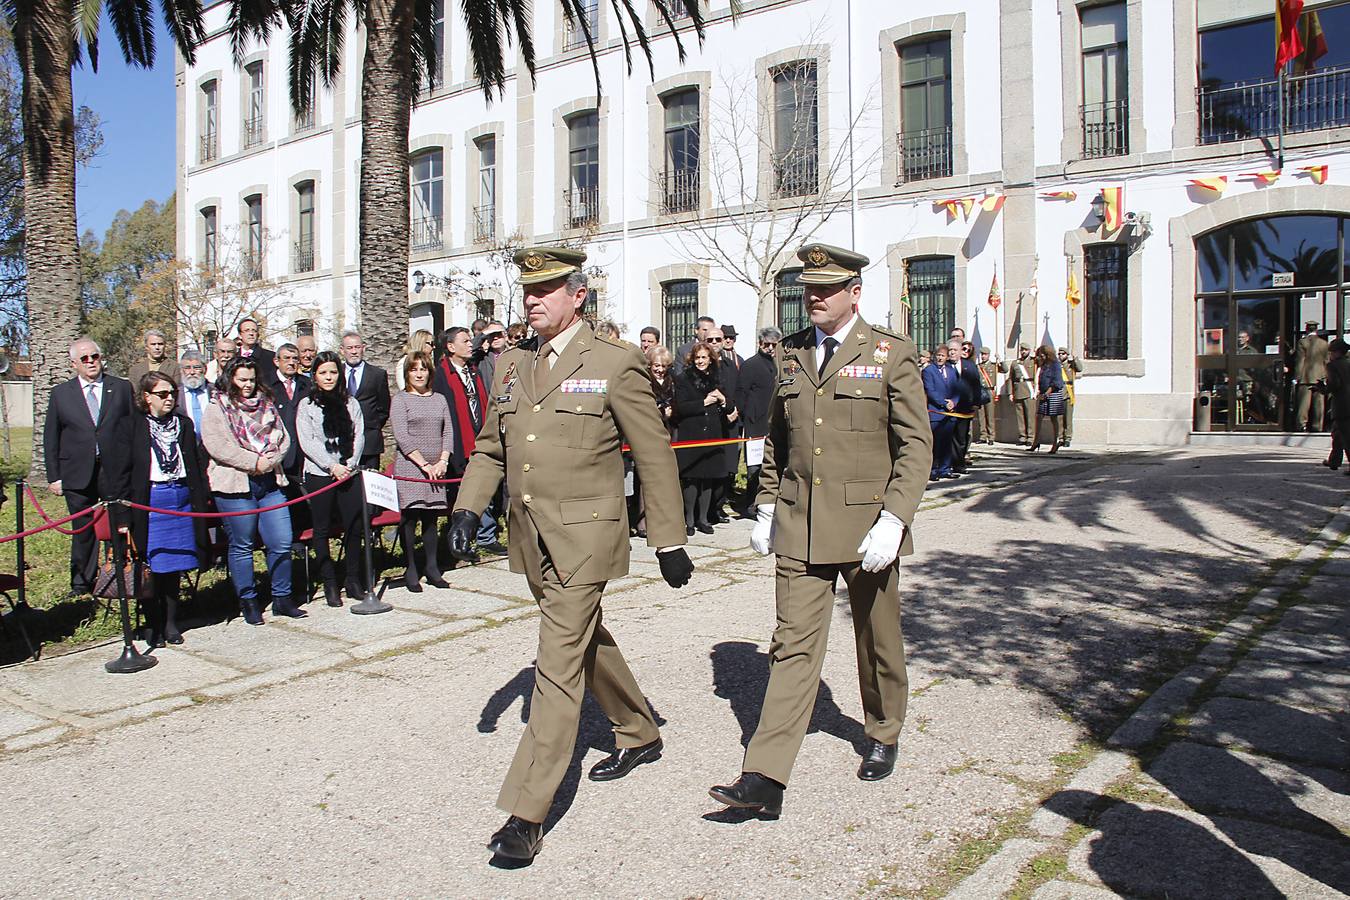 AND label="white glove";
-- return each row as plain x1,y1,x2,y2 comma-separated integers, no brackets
750,504,775,556
857,511,904,573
